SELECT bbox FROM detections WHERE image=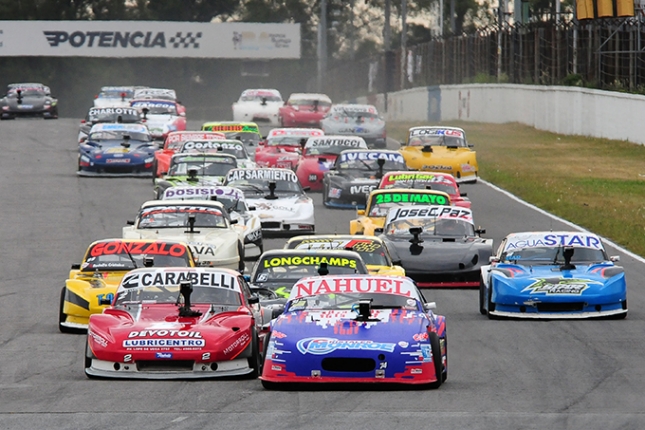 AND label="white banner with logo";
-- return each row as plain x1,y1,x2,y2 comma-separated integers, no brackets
0,21,300,59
